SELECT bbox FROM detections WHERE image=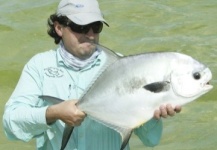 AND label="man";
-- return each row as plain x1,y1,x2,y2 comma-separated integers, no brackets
3,0,181,149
